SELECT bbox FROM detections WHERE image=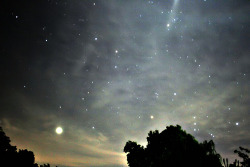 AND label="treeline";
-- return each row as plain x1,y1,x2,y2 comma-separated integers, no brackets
1,125,249,167
124,125,250,167
0,127,55,167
